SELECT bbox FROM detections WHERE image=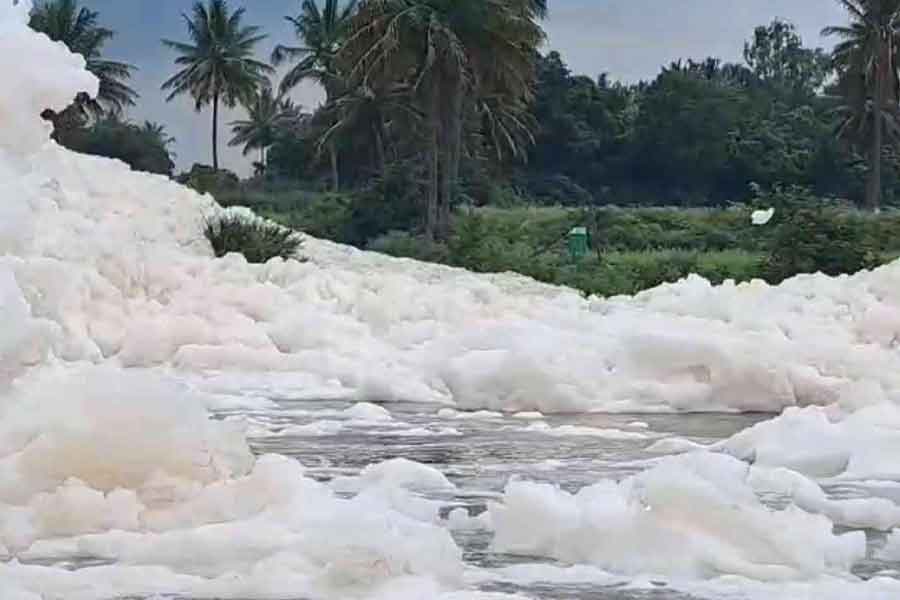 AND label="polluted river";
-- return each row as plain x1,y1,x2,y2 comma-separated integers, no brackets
4,1,900,598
